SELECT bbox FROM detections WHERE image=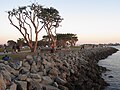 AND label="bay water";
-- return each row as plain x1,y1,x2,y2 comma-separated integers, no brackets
98,46,120,90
